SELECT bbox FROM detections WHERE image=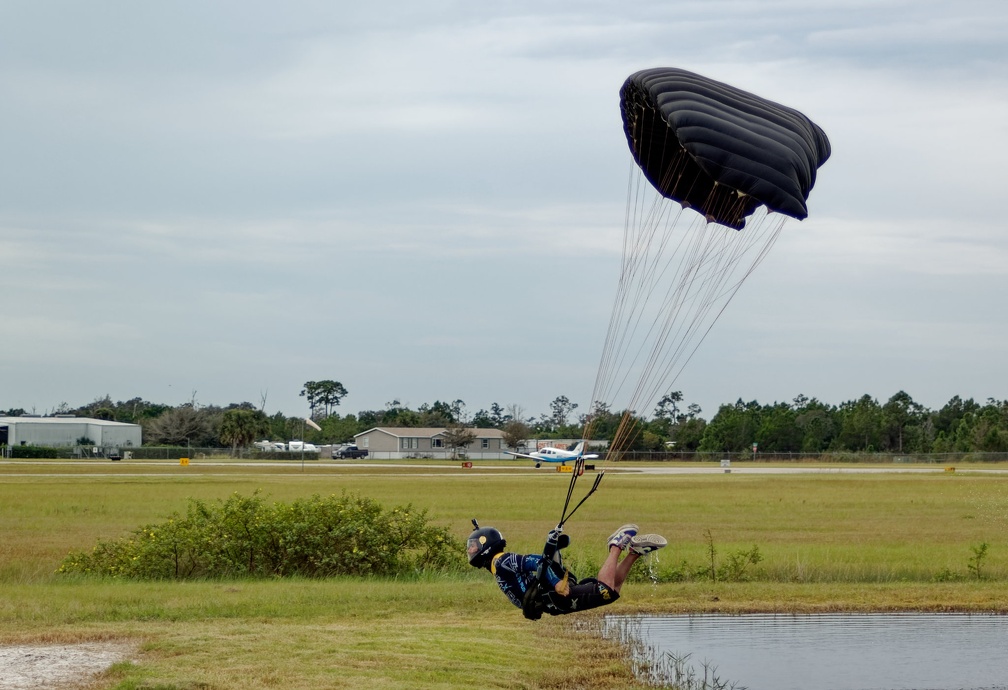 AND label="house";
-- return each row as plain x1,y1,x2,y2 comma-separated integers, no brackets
354,427,510,460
